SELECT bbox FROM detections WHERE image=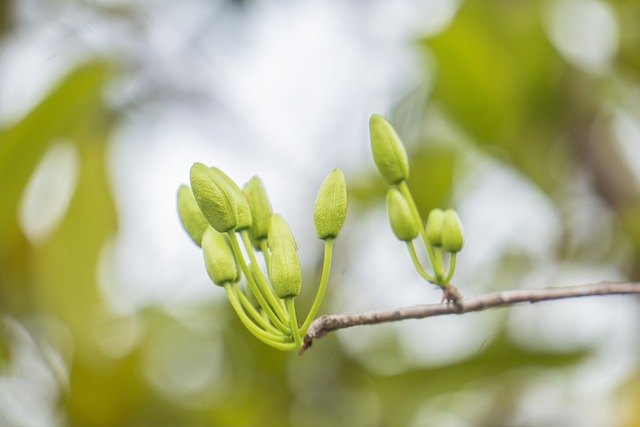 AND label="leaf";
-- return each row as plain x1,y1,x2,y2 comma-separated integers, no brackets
0,61,113,243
